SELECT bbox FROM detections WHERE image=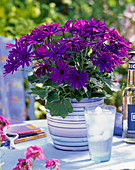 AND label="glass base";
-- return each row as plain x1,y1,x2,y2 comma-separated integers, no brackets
90,153,111,163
